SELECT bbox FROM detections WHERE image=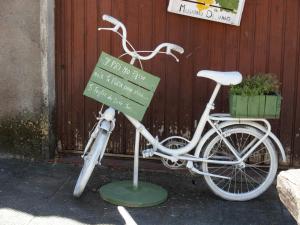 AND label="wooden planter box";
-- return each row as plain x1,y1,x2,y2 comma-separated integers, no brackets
229,94,281,118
